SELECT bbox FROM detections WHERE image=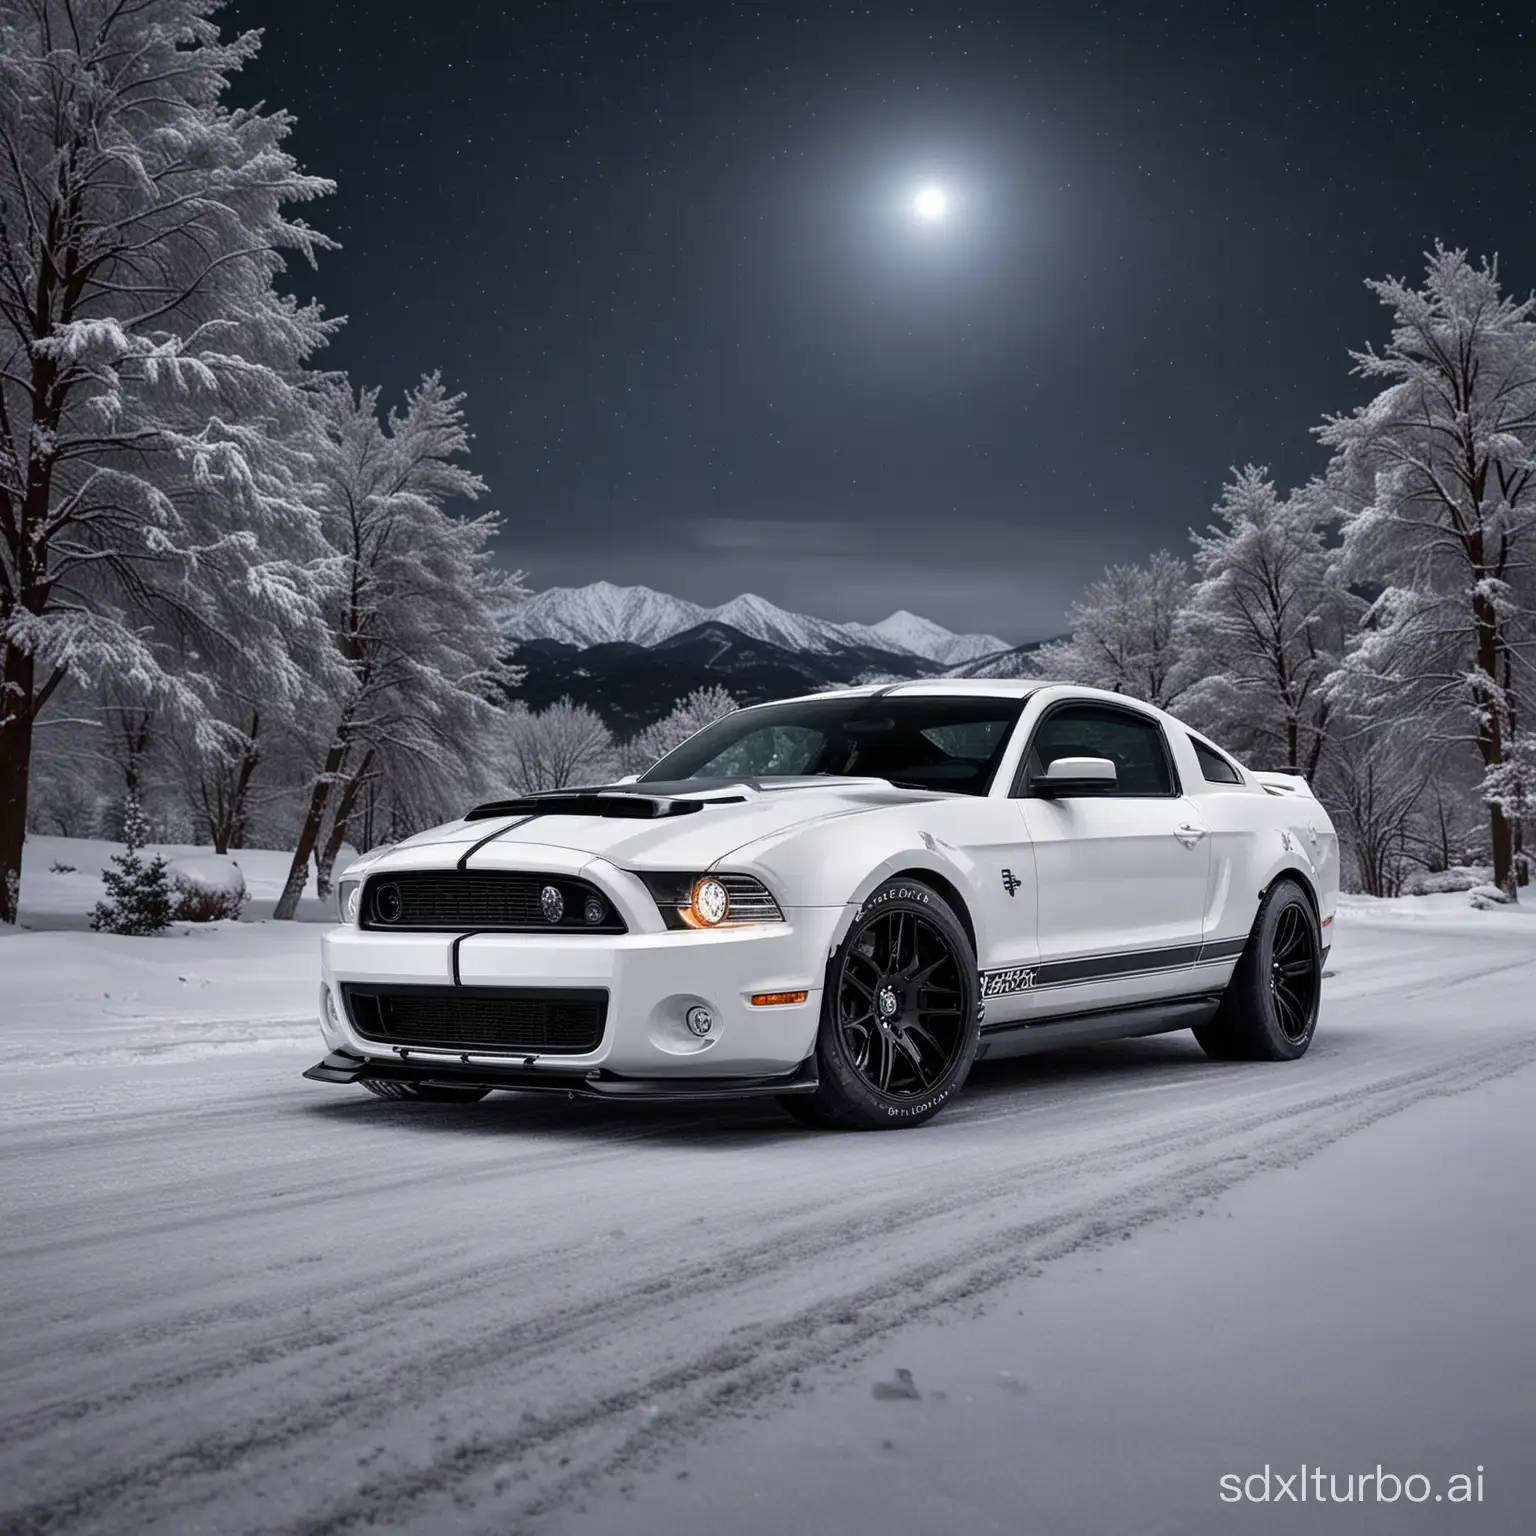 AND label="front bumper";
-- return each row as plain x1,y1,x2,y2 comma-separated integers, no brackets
314,900,844,1087
303,1048,820,1100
